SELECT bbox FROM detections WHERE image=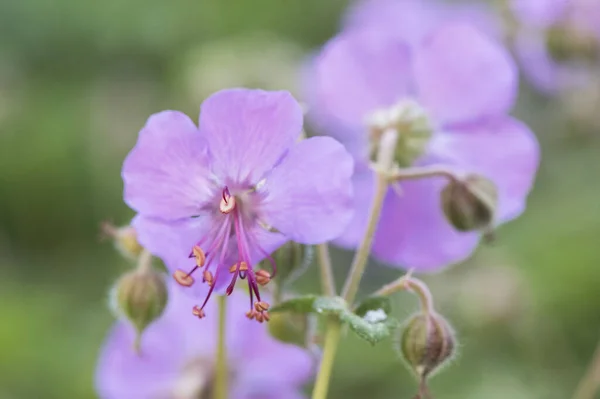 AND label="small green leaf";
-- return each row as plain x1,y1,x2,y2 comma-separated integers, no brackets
354,296,392,317
312,296,347,314
342,312,398,345
269,295,318,313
